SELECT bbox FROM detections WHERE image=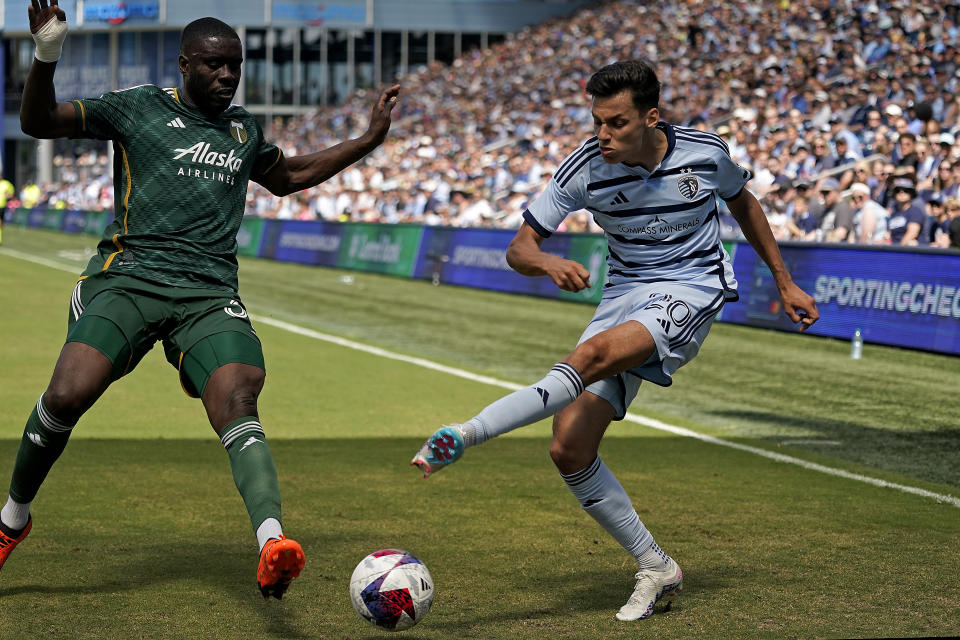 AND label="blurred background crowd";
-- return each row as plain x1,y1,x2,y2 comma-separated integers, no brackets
12,0,960,248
